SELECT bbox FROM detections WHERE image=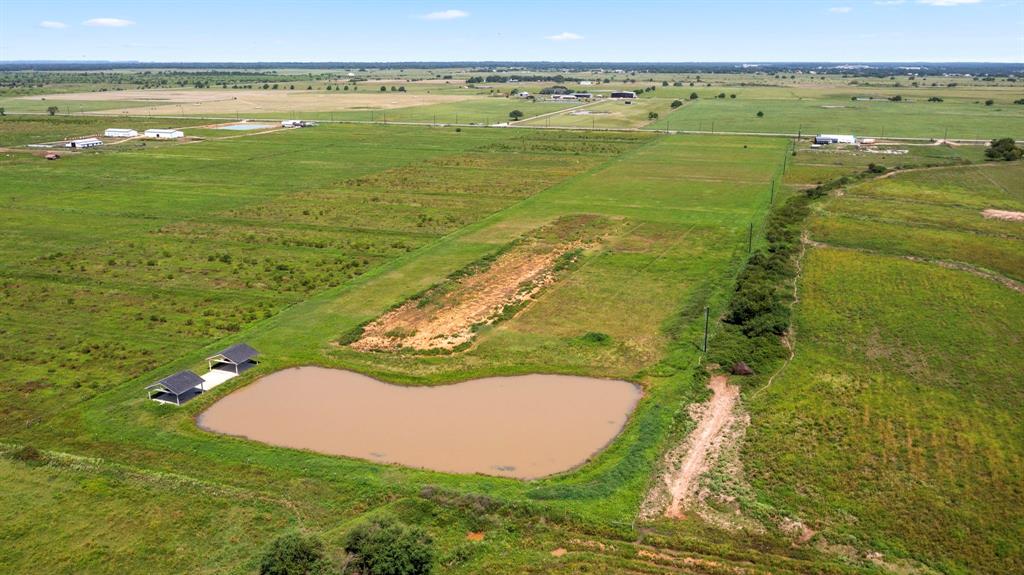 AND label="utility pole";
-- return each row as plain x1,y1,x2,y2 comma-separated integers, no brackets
748,222,754,254
703,306,710,353
770,179,775,204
